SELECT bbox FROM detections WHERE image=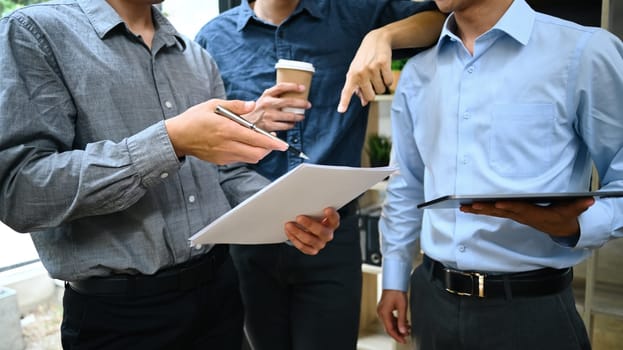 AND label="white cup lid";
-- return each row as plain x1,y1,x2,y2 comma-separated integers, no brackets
275,59,315,73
